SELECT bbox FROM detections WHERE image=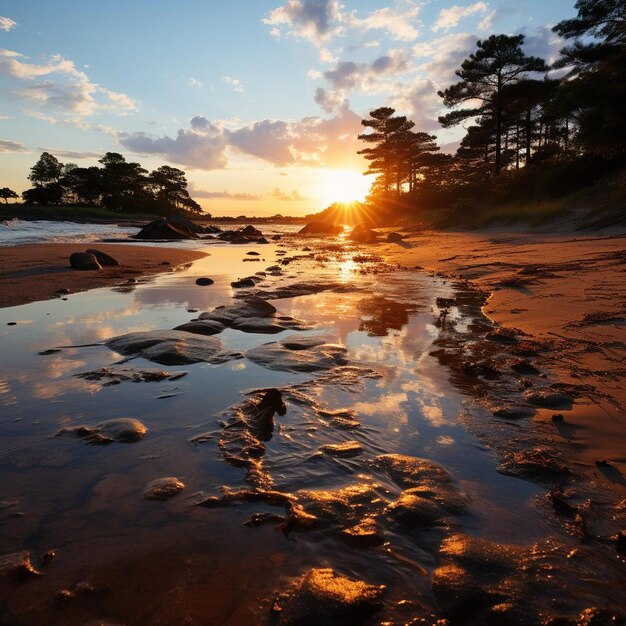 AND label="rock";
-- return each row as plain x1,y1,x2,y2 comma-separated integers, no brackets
69,252,101,270
231,277,256,288
340,517,384,547
134,217,199,240
349,225,378,244
247,335,348,372
98,418,147,442
143,477,185,500
272,234,282,240
490,405,535,419
279,568,384,625
197,297,309,334
551,413,565,422
173,320,225,335
249,388,287,434
195,277,214,286
524,389,573,408
386,232,404,243
0,551,42,579
511,359,540,375
242,224,262,237
76,366,186,385
298,221,343,235
385,492,445,526
372,454,452,487
106,330,241,365
85,248,119,267
247,251,260,256
319,441,363,458
166,212,204,234
56,418,147,444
